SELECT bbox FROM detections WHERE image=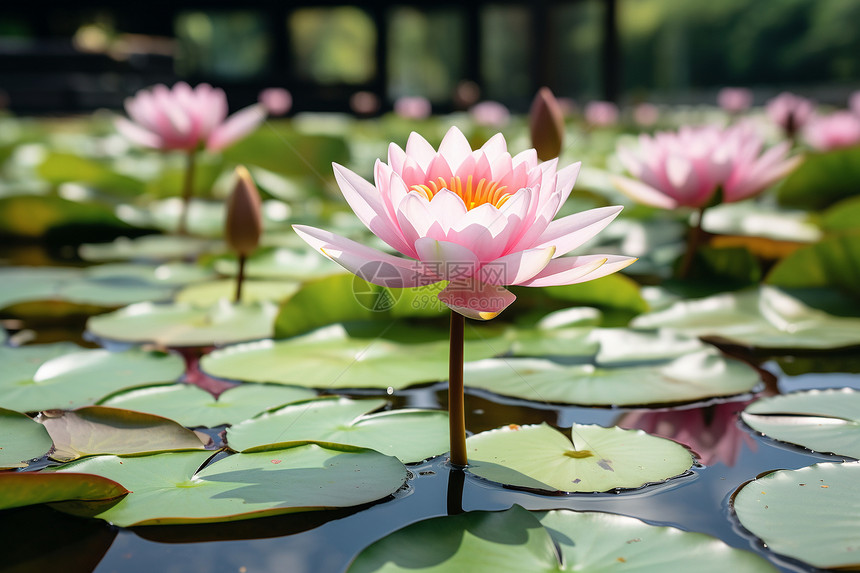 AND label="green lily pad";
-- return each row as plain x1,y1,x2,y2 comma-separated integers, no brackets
37,151,145,196
0,408,53,469
766,234,860,299
87,300,278,347
0,346,185,412
174,279,301,307
733,461,860,569
742,388,860,458
0,472,129,512
99,383,317,428
53,443,408,526
822,196,860,233
702,201,821,243
778,146,860,210
38,406,208,462
631,286,860,349
214,247,344,281
464,348,758,406
508,326,598,358
0,195,125,238
201,325,503,390
227,397,448,463
466,423,693,492
349,505,774,573
85,262,213,286
79,235,218,262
